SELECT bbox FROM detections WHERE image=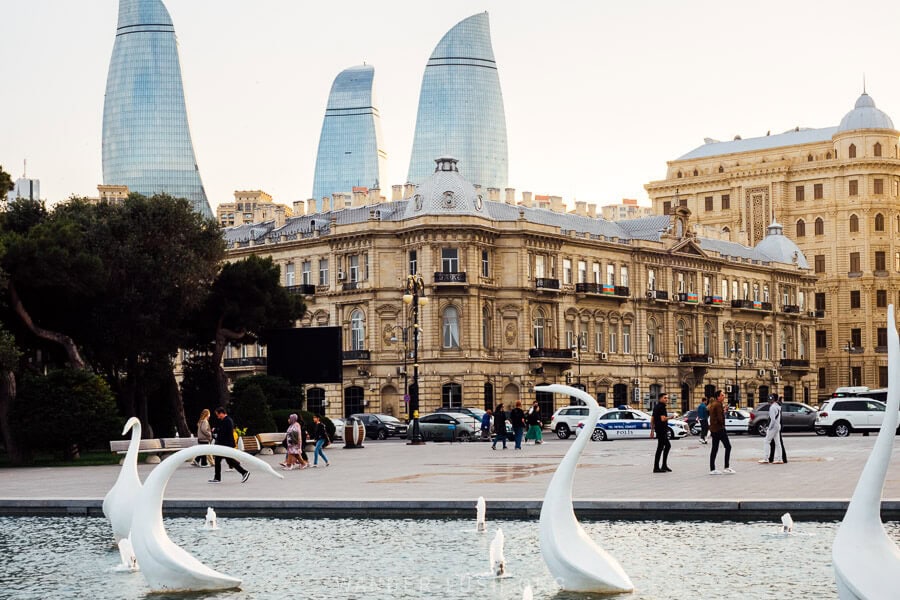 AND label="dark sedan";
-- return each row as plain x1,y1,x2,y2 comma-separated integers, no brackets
350,413,409,440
